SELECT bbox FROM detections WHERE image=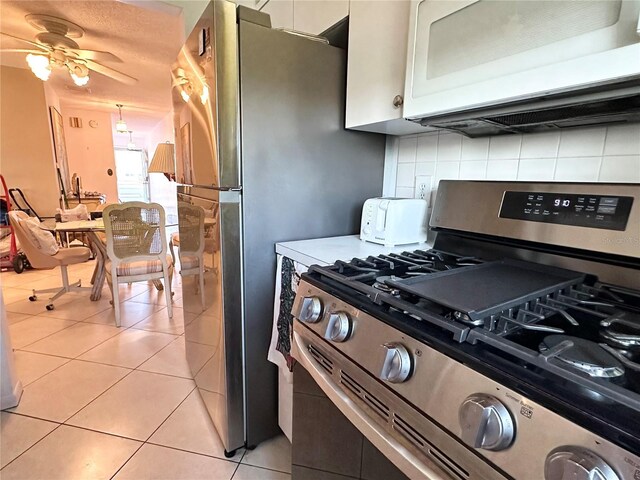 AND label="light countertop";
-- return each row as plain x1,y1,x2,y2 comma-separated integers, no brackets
275,235,433,267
